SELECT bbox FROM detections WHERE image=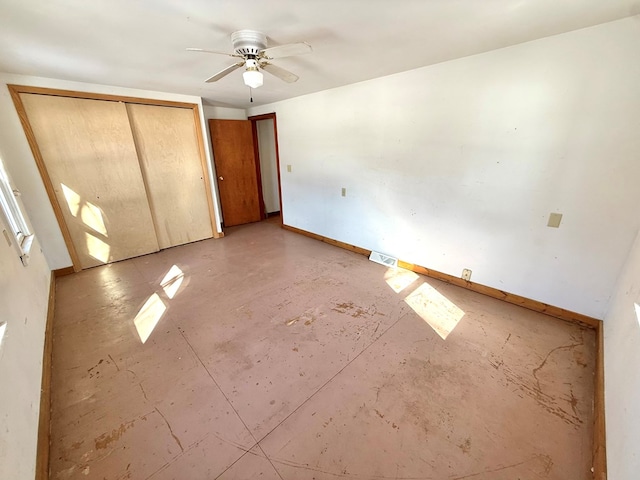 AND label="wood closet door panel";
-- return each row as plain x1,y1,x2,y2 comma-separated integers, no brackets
20,93,159,269
126,104,213,249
